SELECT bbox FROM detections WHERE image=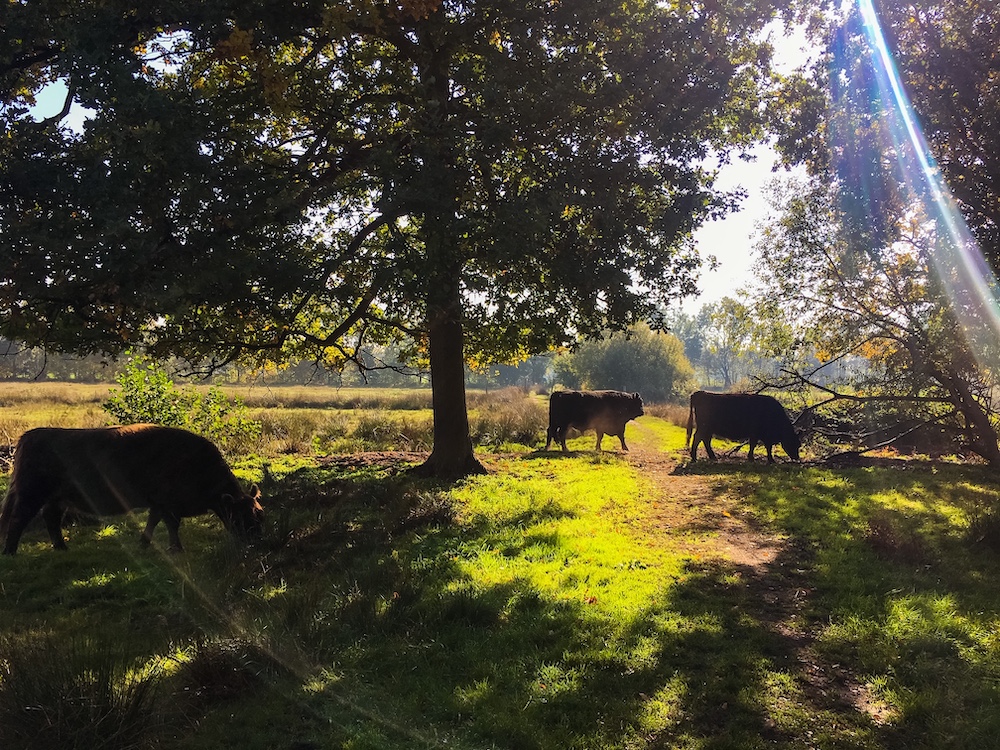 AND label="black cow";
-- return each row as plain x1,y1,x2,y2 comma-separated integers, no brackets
0,425,264,555
686,390,800,463
545,390,644,452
